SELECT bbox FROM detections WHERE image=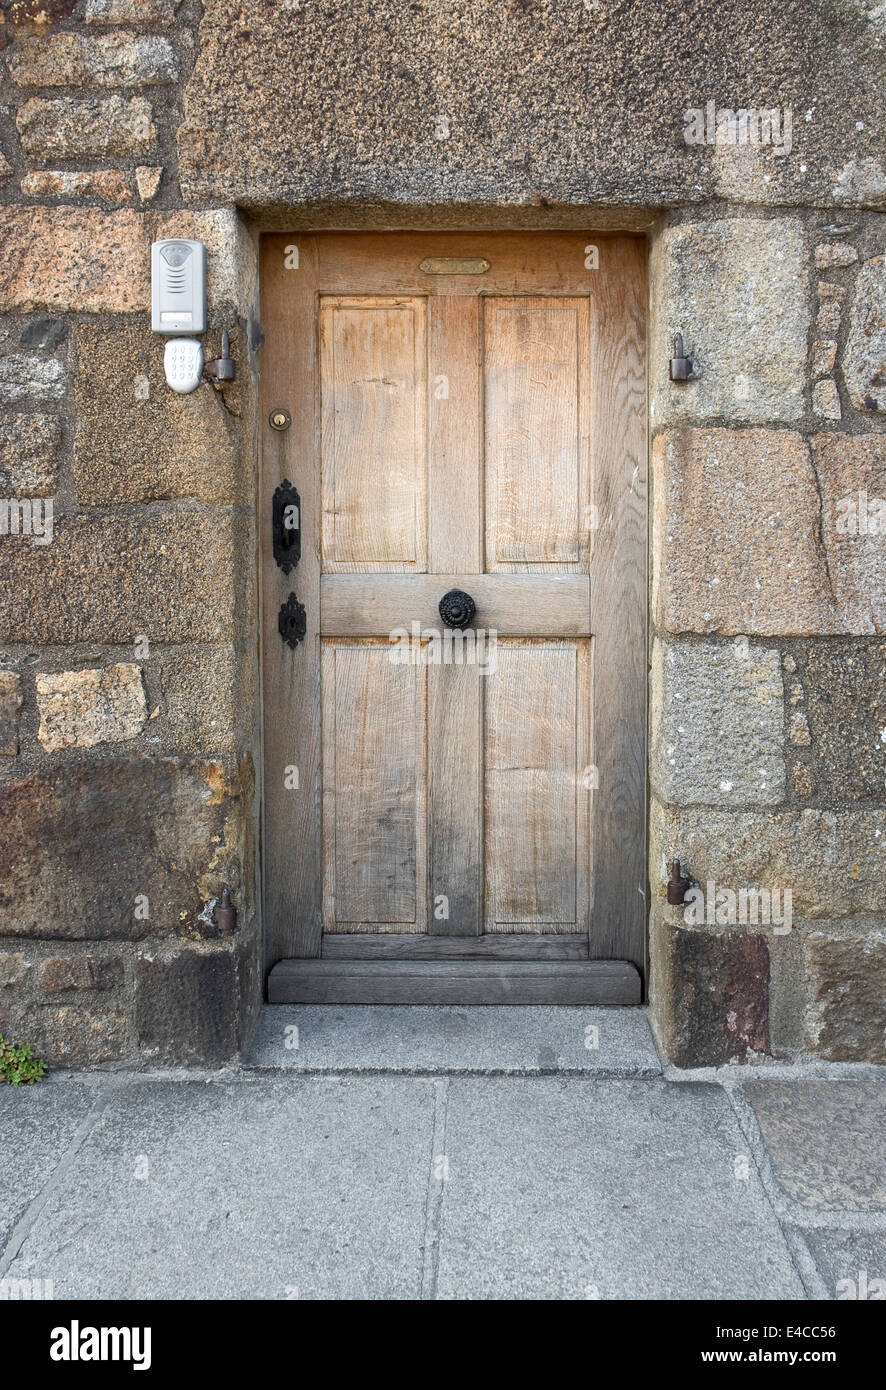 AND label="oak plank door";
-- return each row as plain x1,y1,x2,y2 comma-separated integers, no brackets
260,233,646,1005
